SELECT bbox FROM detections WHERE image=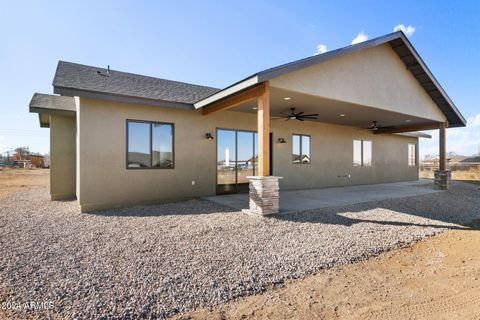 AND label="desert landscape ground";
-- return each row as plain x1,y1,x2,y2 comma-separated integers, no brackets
179,222,480,320
0,168,49,199
0,169,479,319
